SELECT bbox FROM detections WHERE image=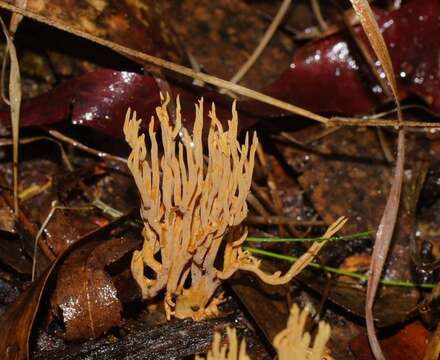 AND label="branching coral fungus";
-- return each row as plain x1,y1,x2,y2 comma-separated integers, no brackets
274,304,332,360
195,327,250,360
124,95,346,320
198,305,332,360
